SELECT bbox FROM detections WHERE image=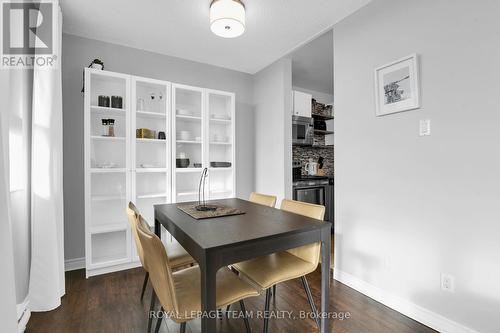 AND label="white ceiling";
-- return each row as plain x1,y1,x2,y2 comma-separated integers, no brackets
290,30,333,95
61,0,370,74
